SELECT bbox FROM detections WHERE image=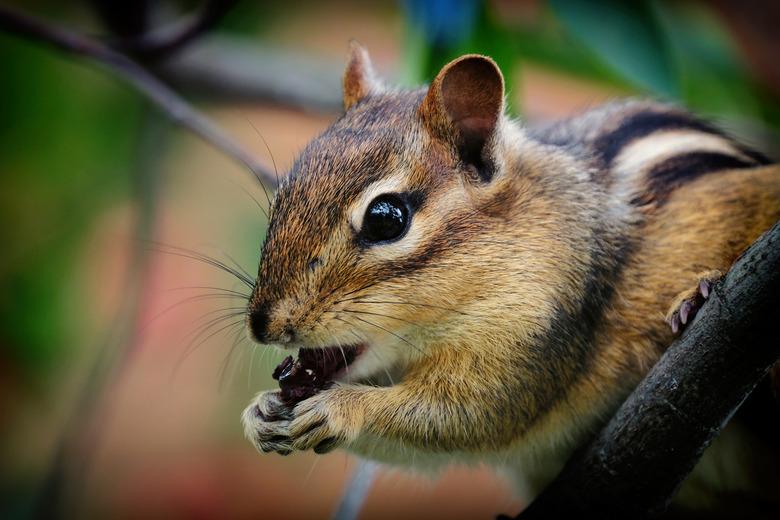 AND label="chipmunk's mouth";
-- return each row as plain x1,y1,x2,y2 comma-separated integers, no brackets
272,344,366,405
